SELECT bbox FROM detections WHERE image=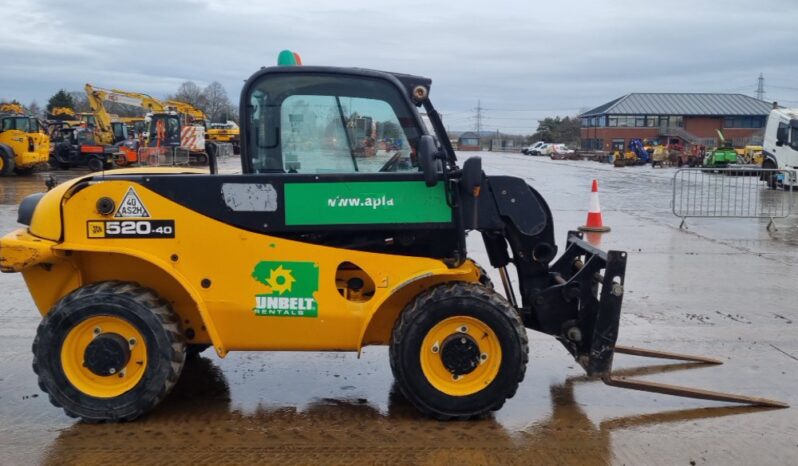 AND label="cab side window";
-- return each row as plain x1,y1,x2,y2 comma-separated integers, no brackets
249,74,422,174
